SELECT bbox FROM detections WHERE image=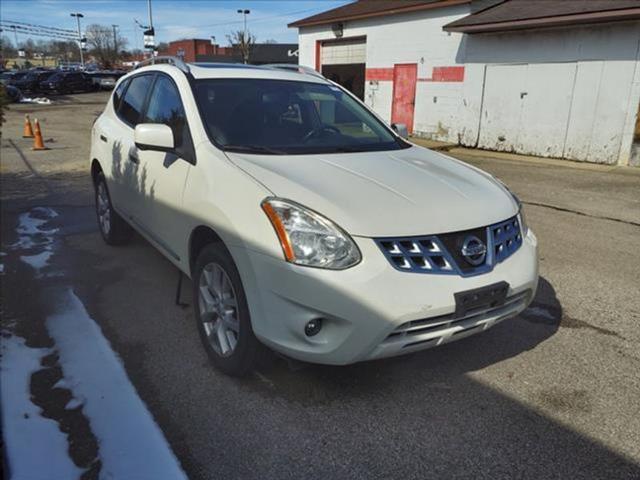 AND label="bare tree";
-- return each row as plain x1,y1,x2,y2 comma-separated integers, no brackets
156,42,170,54
0,35,18,58
86,23,128,67
227,29,256,64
